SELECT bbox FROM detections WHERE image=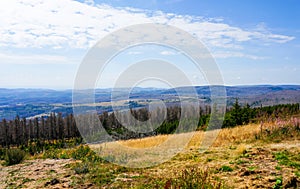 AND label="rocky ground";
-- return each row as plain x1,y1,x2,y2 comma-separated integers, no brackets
0,158,95,189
